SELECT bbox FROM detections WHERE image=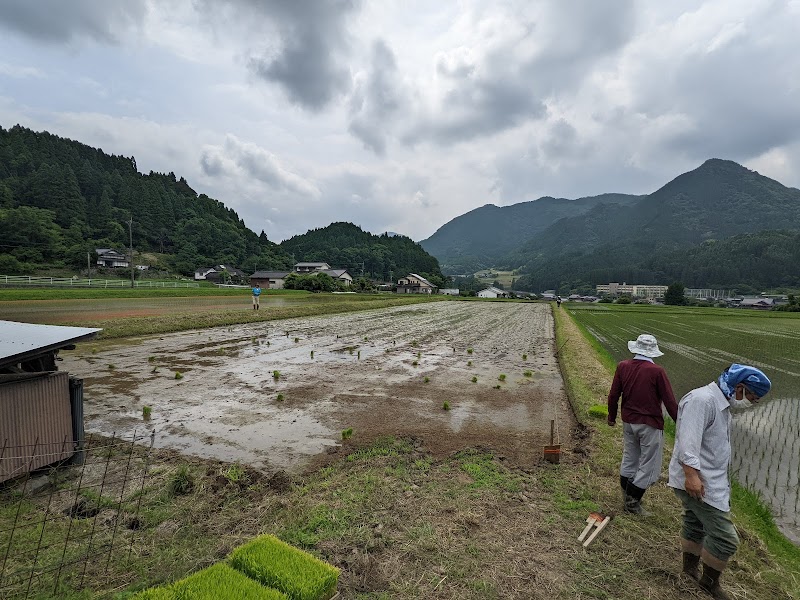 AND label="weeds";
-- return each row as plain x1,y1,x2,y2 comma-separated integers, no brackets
167,464,195,496
222,464,246,484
